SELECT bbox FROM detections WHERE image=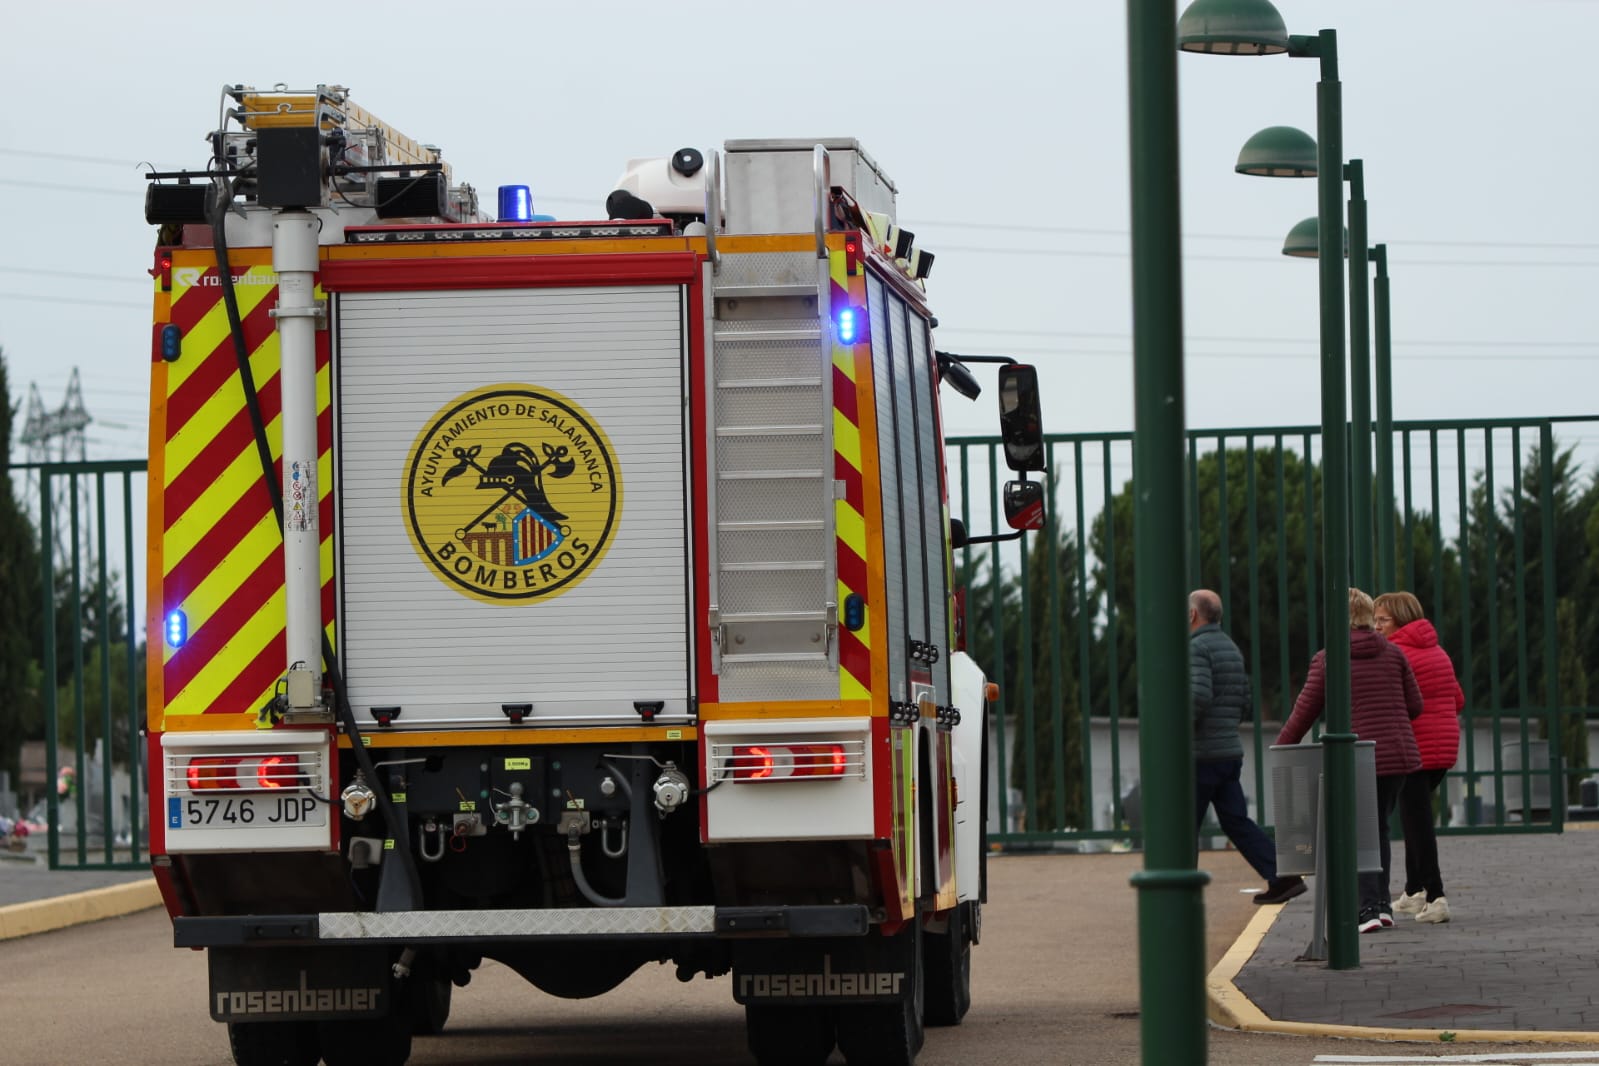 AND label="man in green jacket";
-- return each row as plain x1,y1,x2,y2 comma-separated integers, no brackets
1190,589,1305,905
